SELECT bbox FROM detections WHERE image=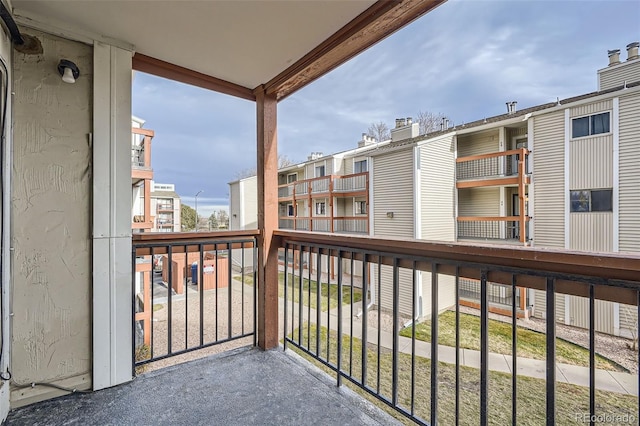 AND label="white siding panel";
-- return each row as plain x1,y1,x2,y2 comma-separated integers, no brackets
421,136,456,241
376,265,415,318
532,291,566,322
569,136,613,190
243,176,258,229
373,149,414,238
570,100,612,117
570,212,613,252
421,272,456,318
533,111,565,248
599,61,640,91
229,182,241,230
619,303,638,339
458,130,499,157
458,188,500,217
619,93,640,252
